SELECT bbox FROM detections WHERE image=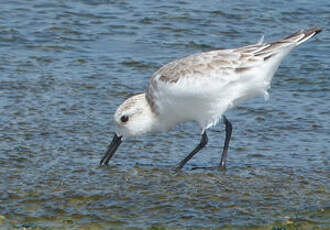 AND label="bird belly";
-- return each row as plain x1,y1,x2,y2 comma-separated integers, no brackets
151,68,273,132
